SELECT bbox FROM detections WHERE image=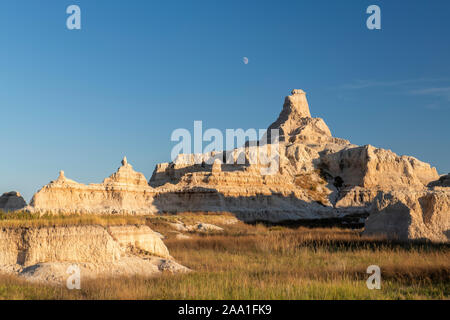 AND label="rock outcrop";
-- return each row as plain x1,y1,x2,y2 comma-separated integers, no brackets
363,189,449,242
268,89,312,139
29,159,157,215
0,224,186,284
320,145,438,189
0,192,27,212
107,225,170,258
0,225,122,266
14,89,448,242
